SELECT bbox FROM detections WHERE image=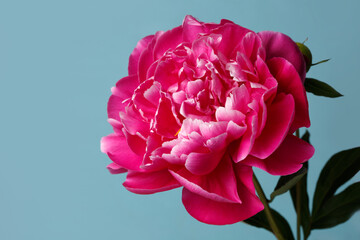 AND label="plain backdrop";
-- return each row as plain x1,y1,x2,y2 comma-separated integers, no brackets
1,0,359,239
